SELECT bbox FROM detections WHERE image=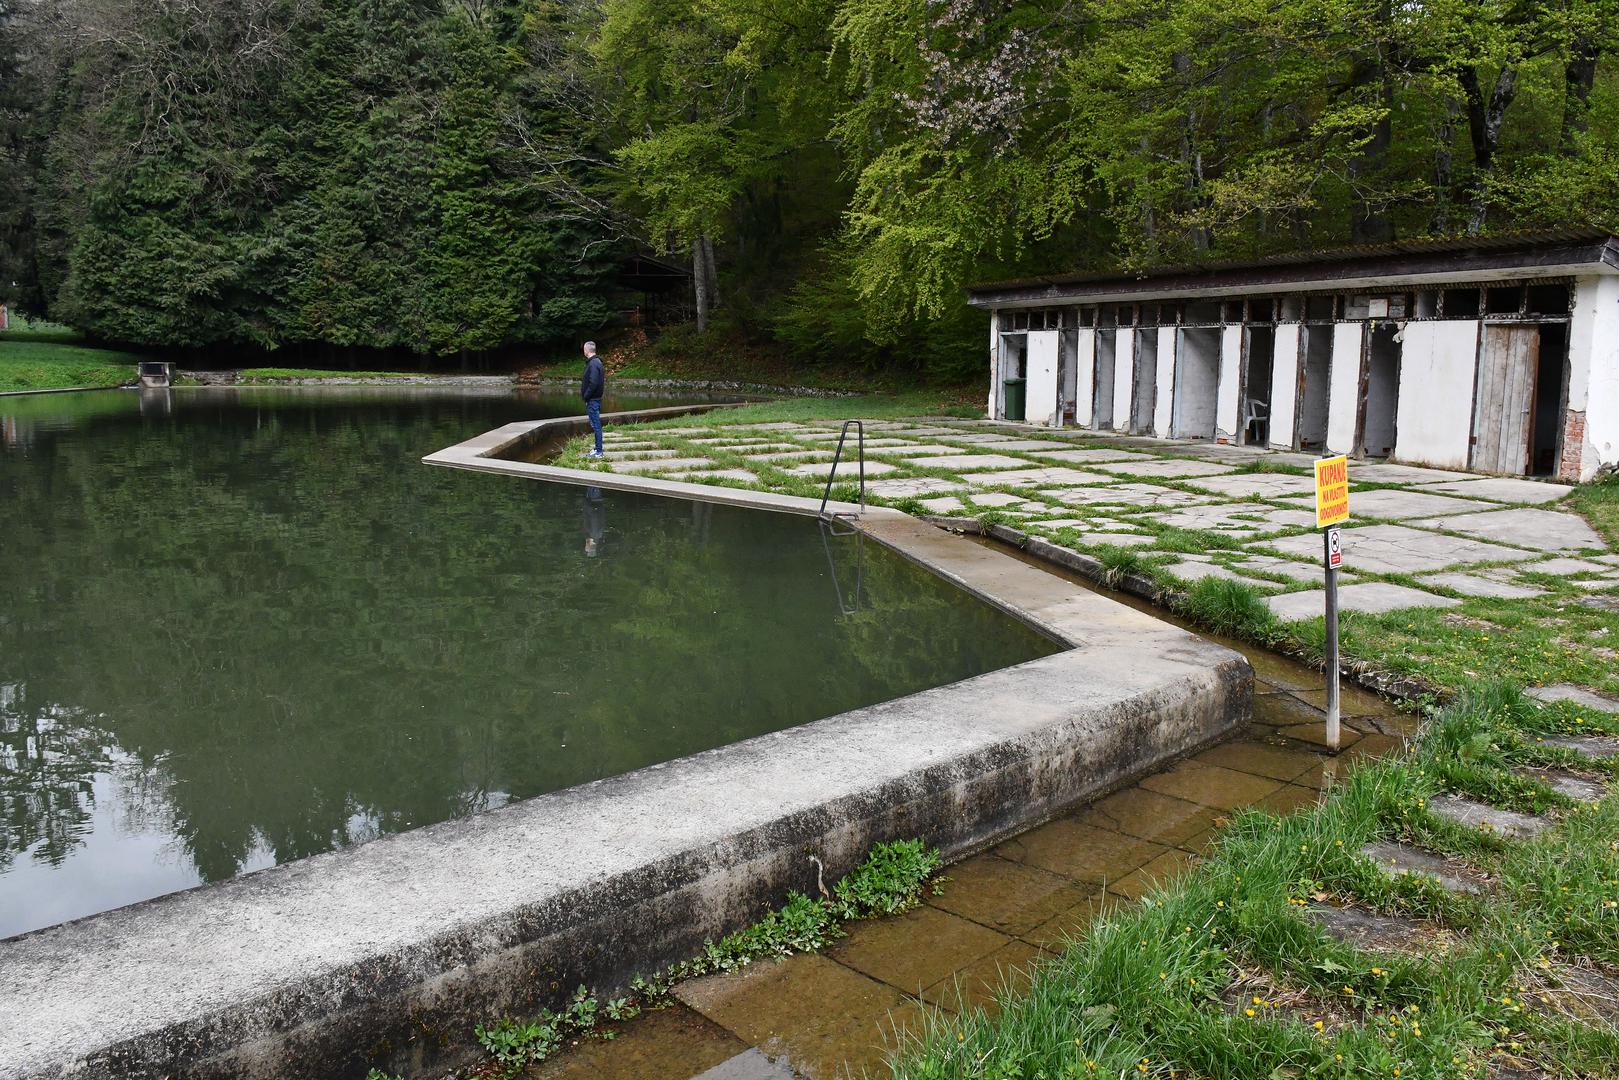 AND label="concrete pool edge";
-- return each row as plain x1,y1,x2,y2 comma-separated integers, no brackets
0,412,1252,1080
